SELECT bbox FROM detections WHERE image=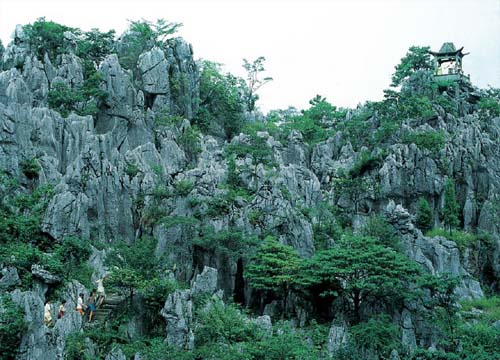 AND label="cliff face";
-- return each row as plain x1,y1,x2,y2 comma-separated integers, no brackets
1,23,499,359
